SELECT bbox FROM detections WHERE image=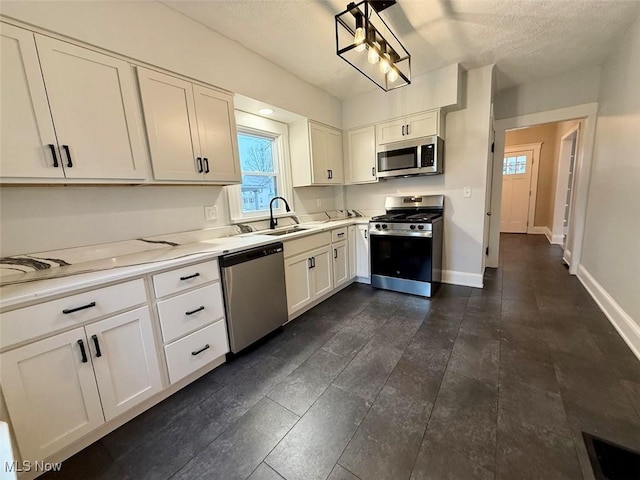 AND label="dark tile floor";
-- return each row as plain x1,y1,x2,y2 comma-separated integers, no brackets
42,234,640,480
